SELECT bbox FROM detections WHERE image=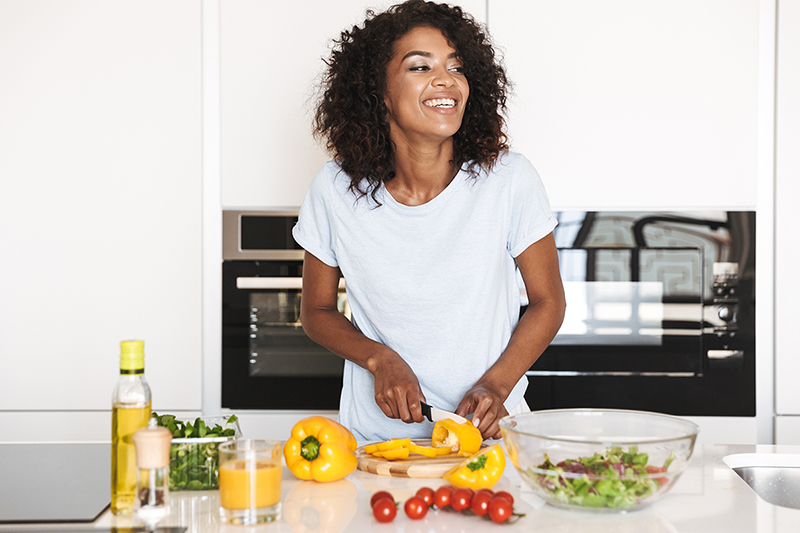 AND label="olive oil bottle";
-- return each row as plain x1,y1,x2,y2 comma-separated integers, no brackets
111,340,152,515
